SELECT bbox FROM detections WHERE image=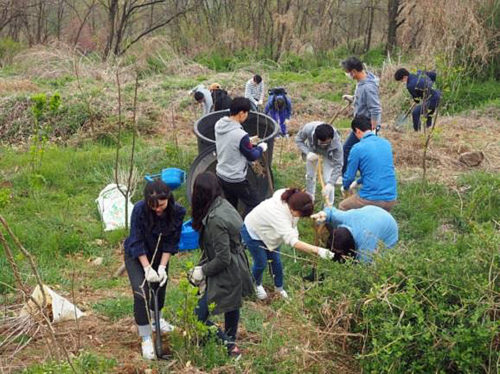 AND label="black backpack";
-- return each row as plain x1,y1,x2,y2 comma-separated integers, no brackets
212,89,232,111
